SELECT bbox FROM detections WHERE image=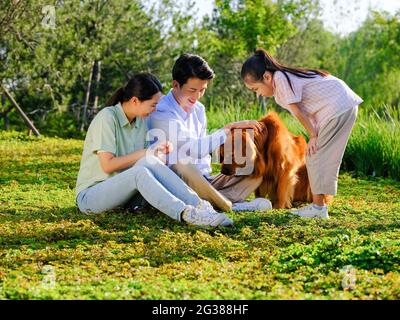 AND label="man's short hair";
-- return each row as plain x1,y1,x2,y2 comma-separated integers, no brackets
172,53,215,86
